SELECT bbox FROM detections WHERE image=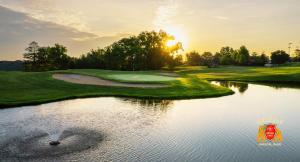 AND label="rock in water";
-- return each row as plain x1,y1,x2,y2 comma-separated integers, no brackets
49,141,60,146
